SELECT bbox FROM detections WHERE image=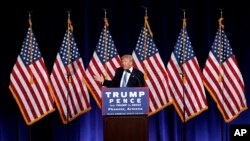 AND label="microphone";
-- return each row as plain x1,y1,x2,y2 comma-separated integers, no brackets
125,69,141,87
